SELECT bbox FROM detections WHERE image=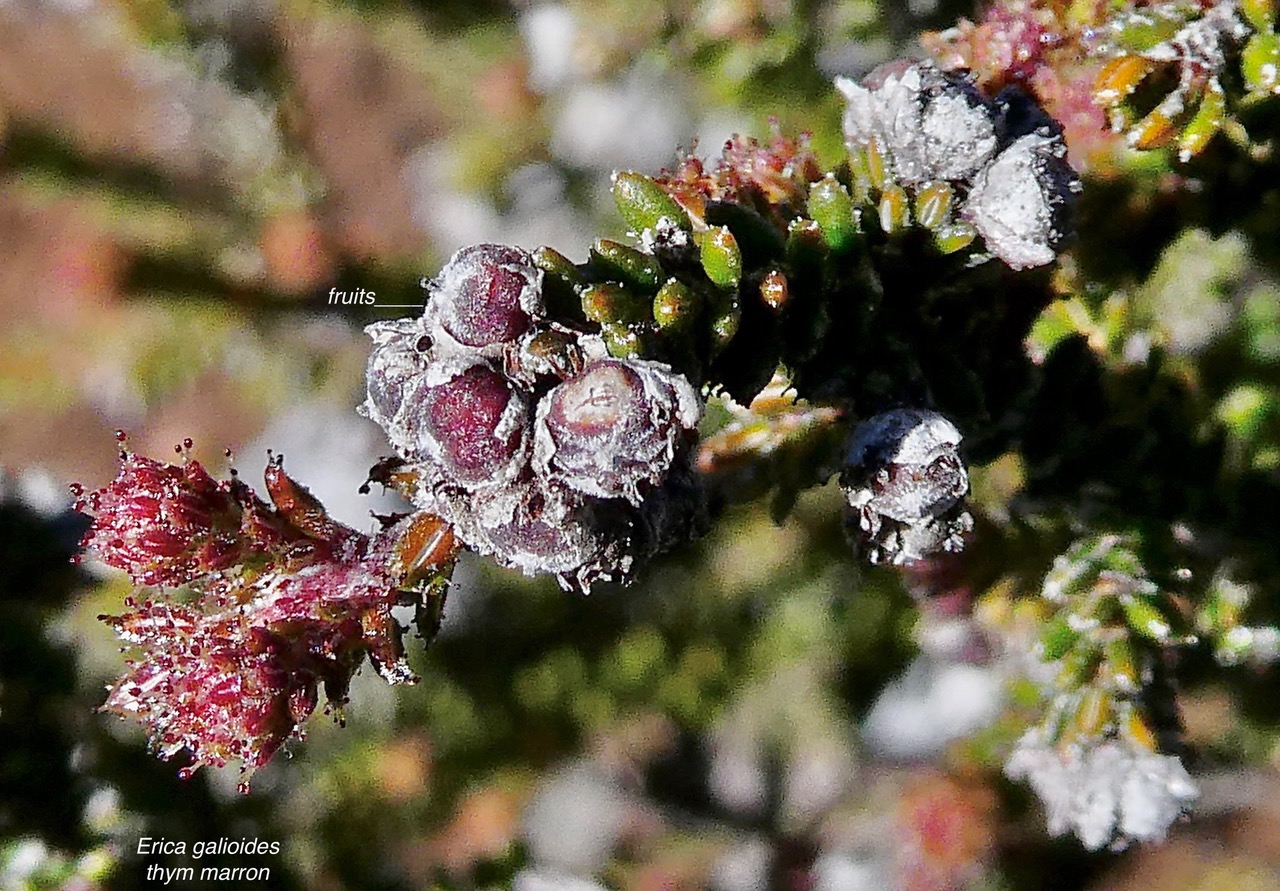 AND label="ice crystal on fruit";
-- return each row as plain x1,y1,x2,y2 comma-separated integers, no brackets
533,358,701,505
422,243,545,354
841,409,973,566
